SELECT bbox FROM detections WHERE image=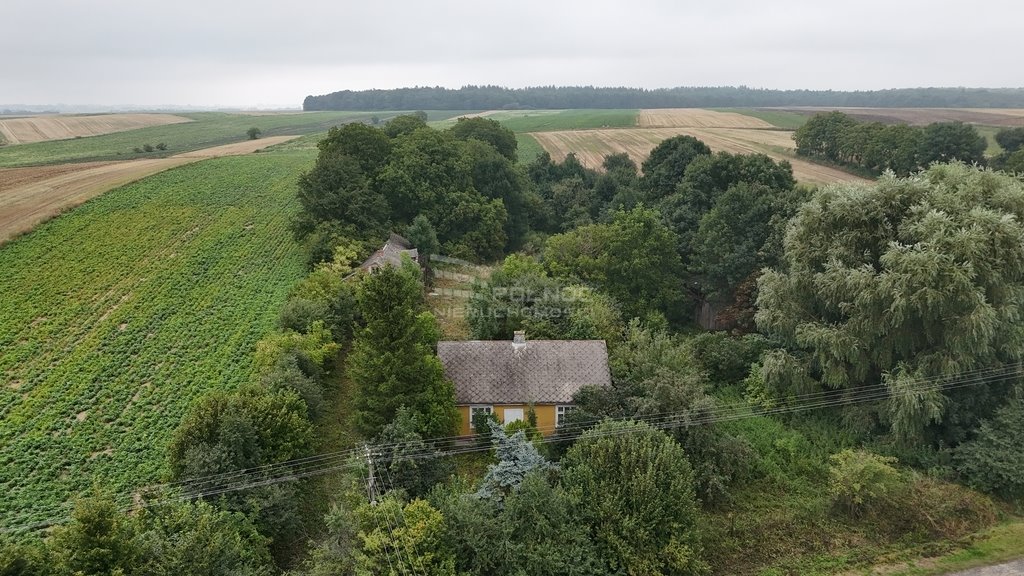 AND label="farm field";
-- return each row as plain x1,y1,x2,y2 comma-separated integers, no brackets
770,106,1024,127
637,108,775,128
0,113,192,145
0,150,311,529
0,110,467,168
530,124,866,185
0,136,298,244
